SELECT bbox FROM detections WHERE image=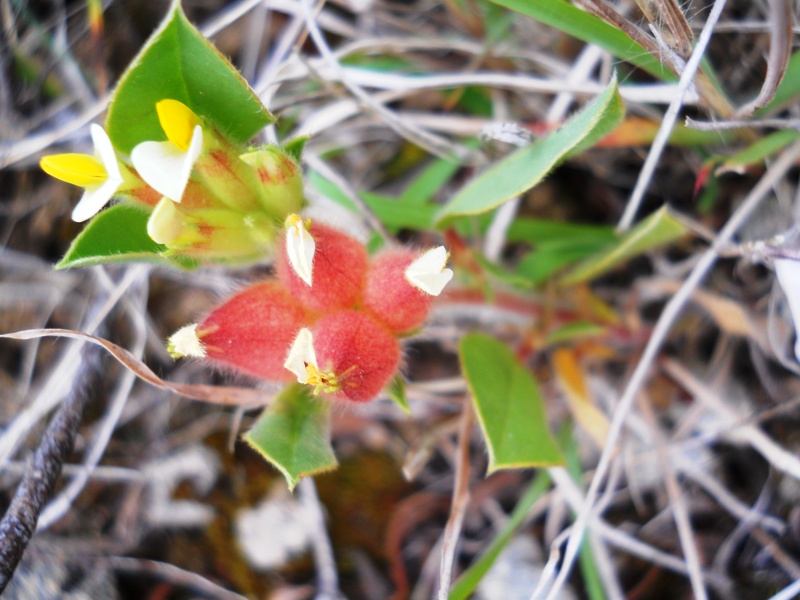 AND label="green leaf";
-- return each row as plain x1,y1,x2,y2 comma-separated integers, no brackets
387,375,411,415
506,218,616,244
516,238,615,285
718,130,800,174
309,171,438,232
474,253,534,290
460,334,564,471
106,0,274,154
759,50,800,115
558,206,689,286
556,424,605,600
399,156,462,205
545,321,607,346
489,0,674,81
283,134,311,161
449,471,552,600
244,384,338,491
56,203,196,269
435,77,624,226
